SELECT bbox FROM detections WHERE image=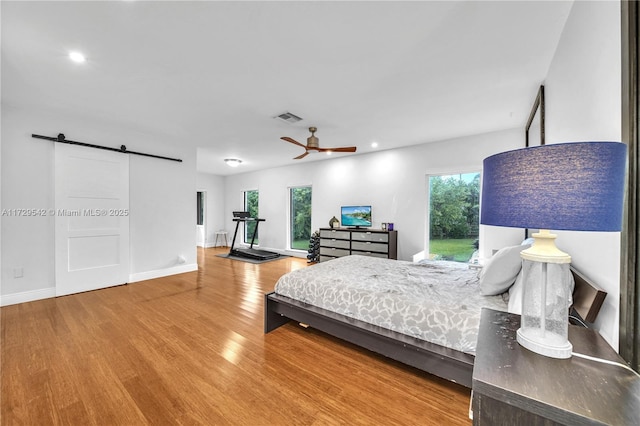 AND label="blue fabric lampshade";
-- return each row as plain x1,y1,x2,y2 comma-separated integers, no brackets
481,142,627,232
480,141,626,359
